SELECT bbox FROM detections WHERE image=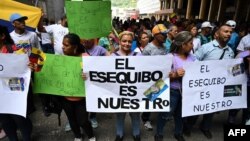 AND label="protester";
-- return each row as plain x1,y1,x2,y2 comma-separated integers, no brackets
134,31,149,53
81,38,109,129
112,31,141,141
165,24,178,53
184,24,234,139
228,24,250,125
98,31,119,53
38,14,71,131
38,15,69,55
185,23,201,54
37,18,54,54
0,25,37,141
226,20,239,55
143,24,168,55
236,25,250,52
154,31,195,141
9,12,39,119
10,13,41,52
141,24,169,131
61,33,96,141
232,50,250,125
197,21,213,45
